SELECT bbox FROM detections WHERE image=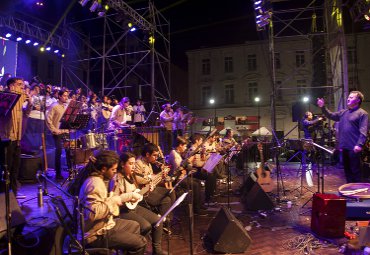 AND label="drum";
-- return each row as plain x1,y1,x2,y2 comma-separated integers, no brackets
81,133,97,149
95,133,108,148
